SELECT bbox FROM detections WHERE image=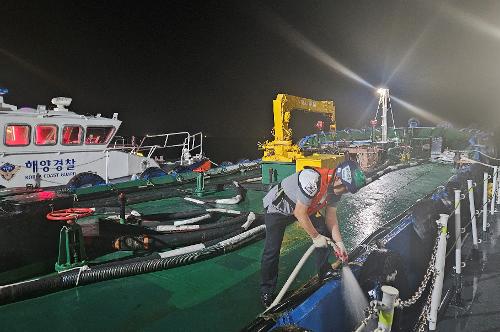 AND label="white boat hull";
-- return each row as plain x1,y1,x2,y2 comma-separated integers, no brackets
0,150,159,188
